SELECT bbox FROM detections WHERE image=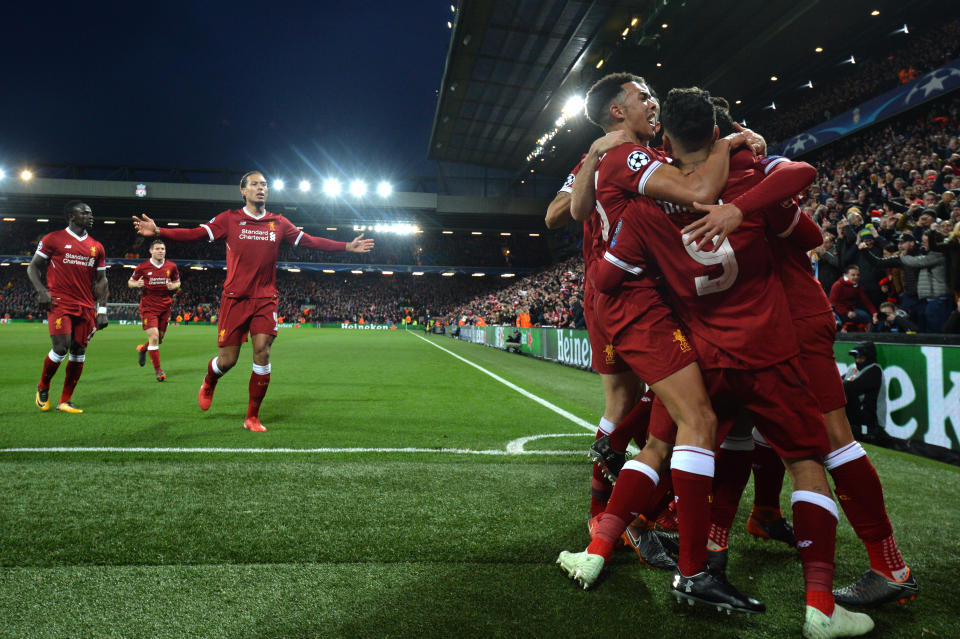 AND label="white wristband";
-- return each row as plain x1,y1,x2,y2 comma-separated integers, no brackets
97,306,108,314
